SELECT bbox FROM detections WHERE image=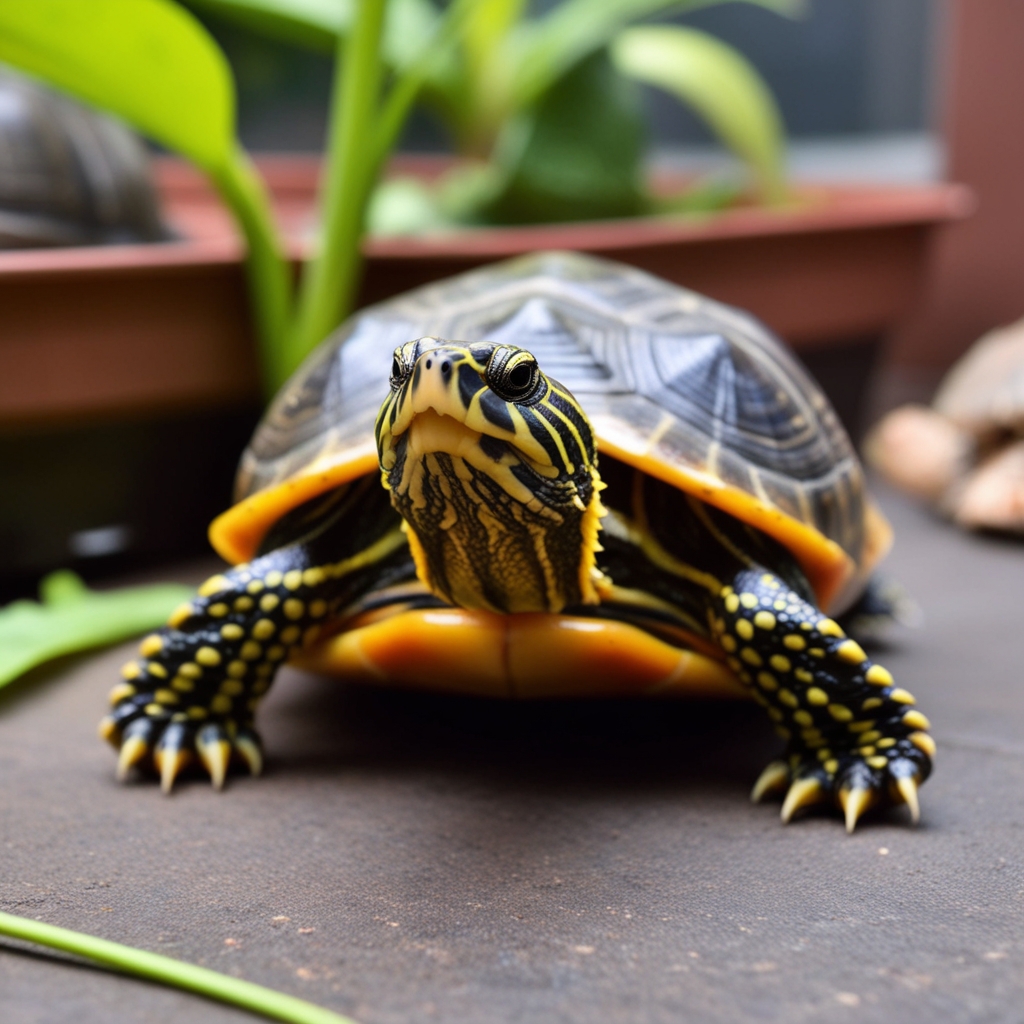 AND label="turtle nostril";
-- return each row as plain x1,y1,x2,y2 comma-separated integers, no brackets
425,359,432,370
441,360,451,375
